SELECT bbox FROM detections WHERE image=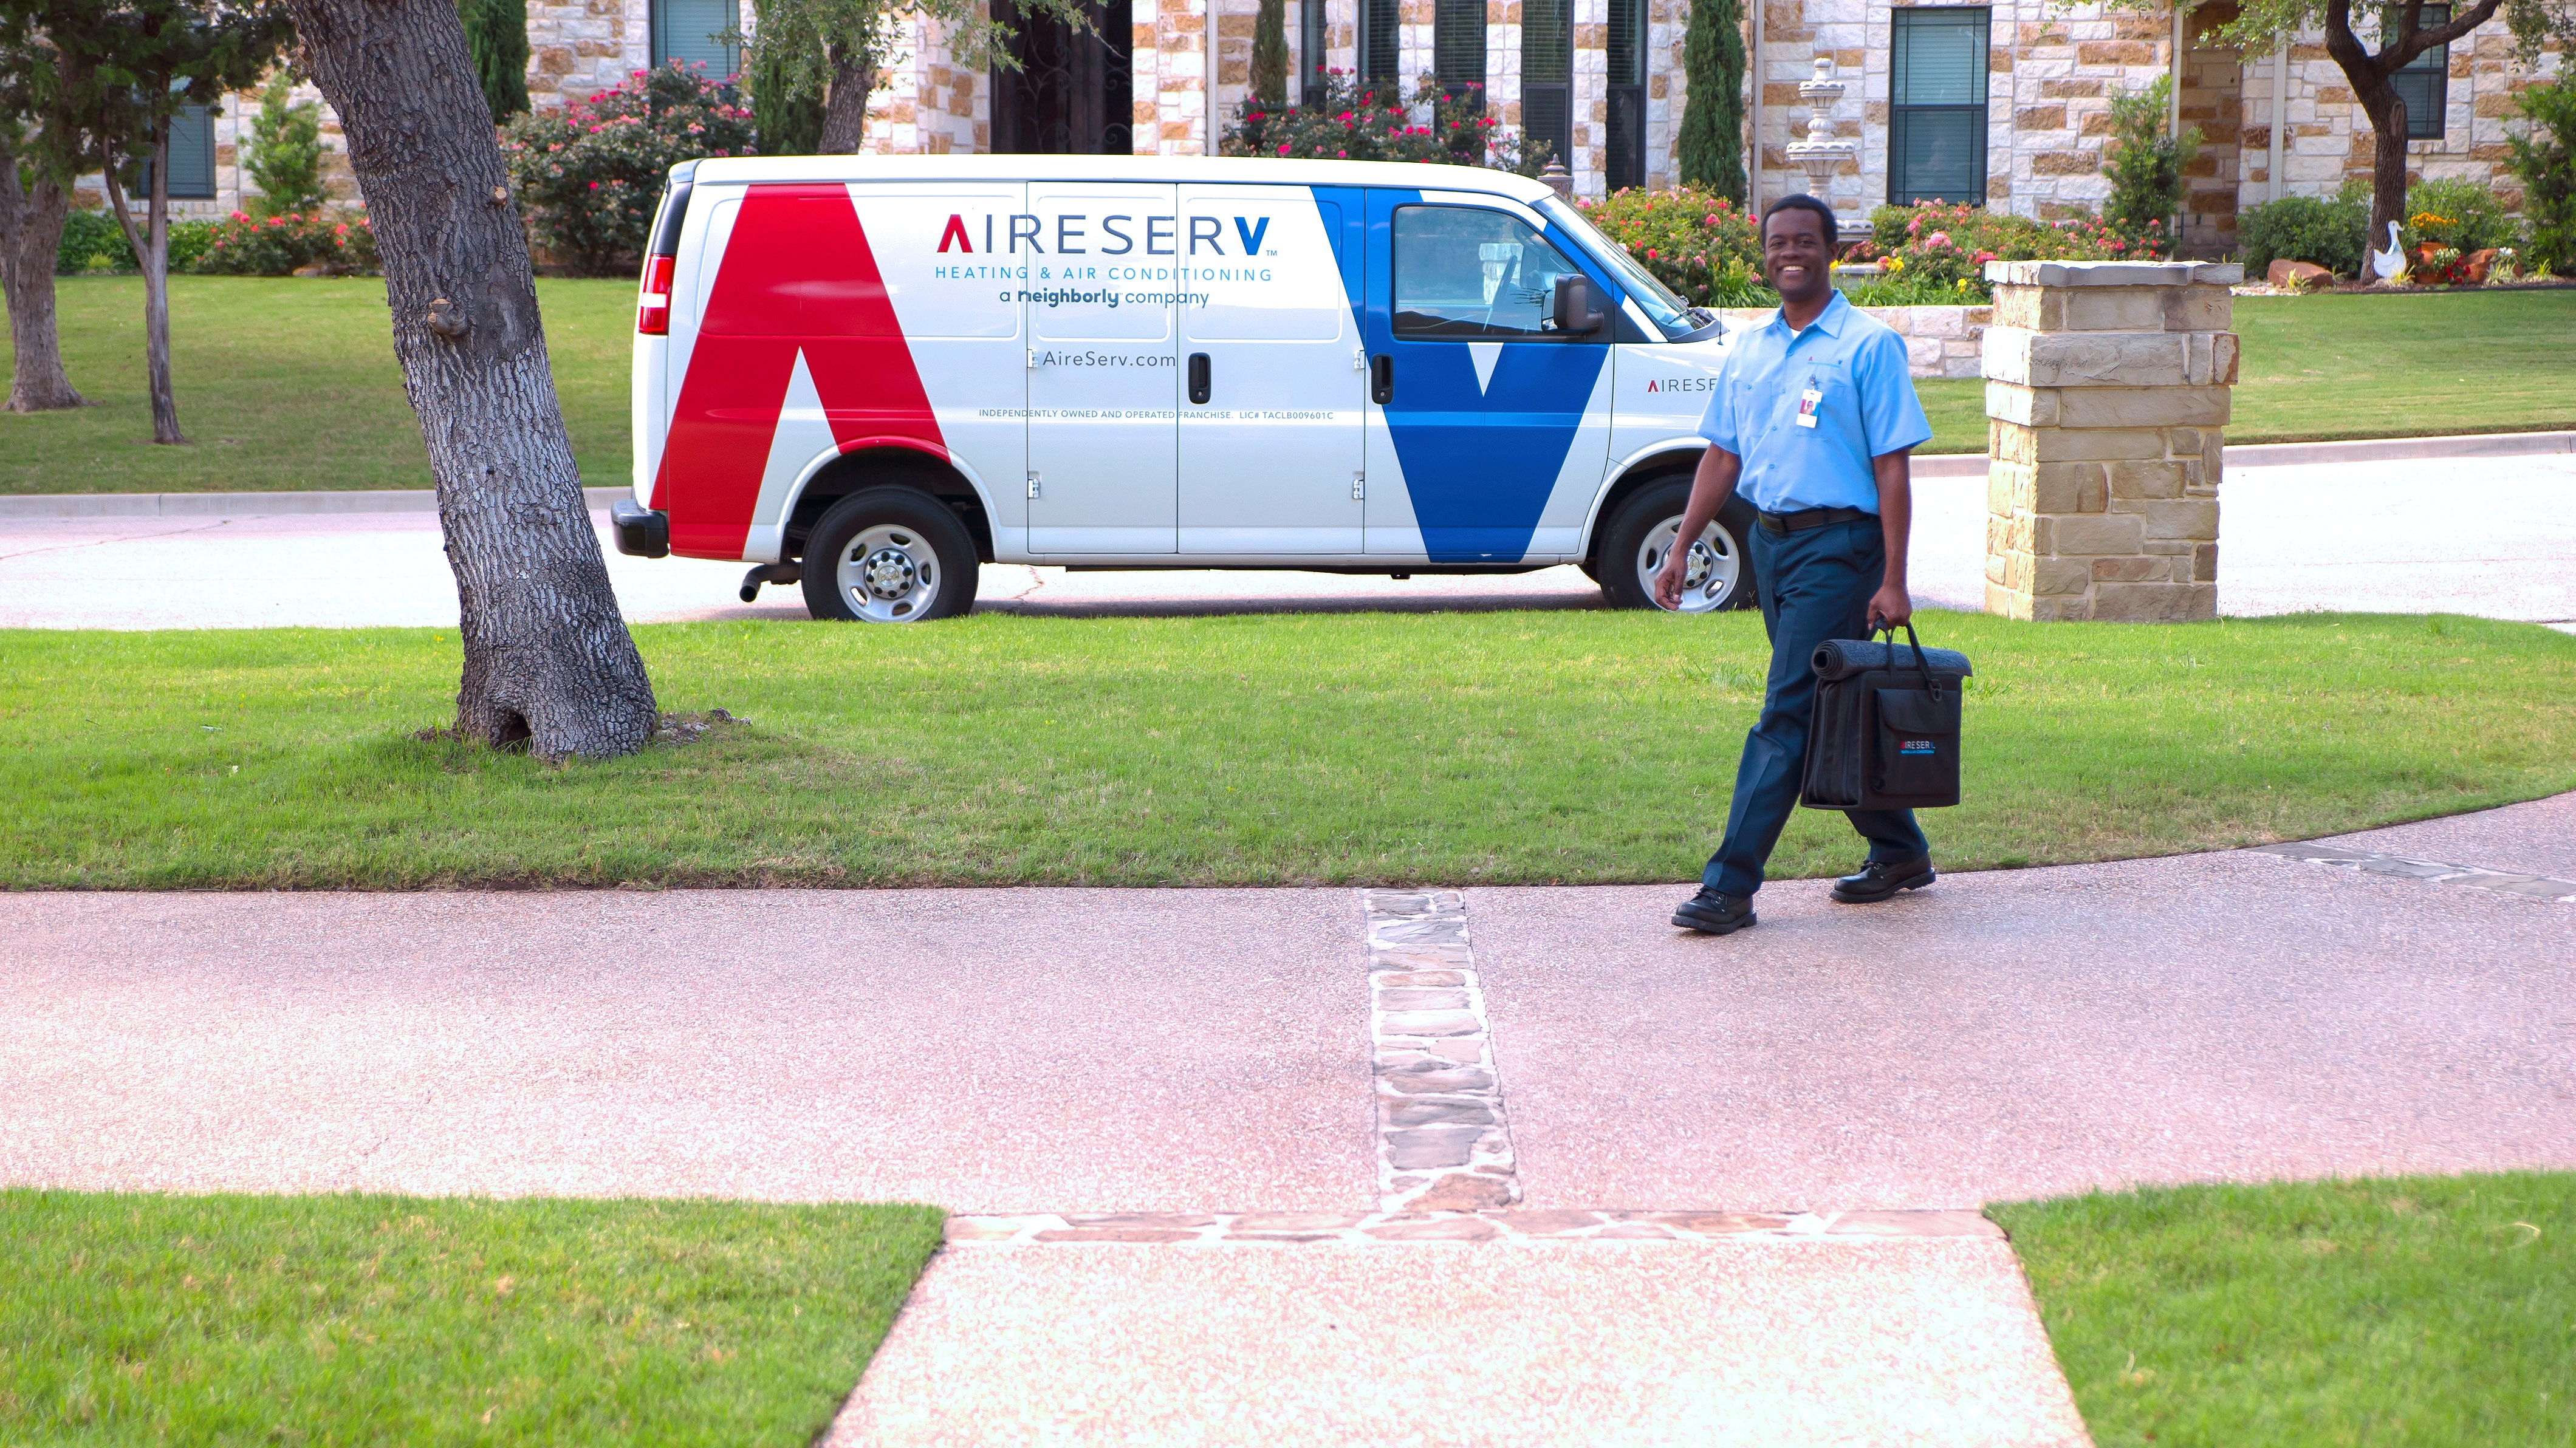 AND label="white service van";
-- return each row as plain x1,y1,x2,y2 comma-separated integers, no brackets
611,154,1756,621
